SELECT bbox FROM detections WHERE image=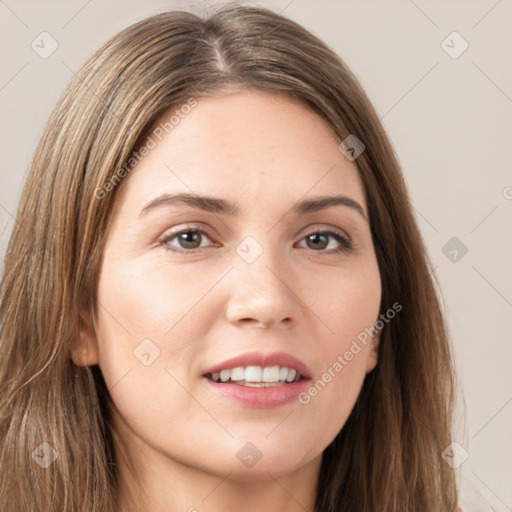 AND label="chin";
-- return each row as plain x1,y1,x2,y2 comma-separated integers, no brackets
224,460,308,482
